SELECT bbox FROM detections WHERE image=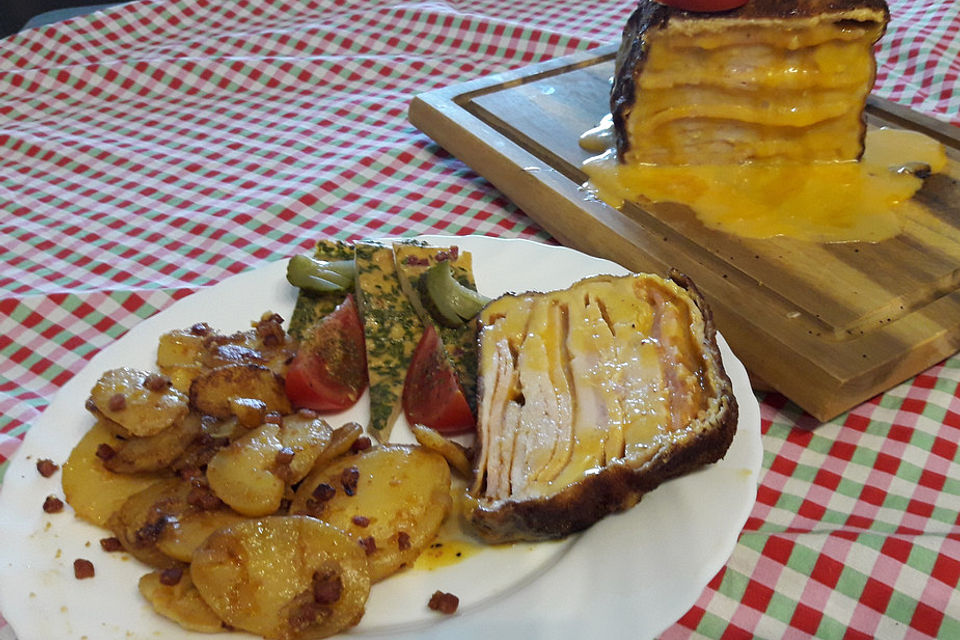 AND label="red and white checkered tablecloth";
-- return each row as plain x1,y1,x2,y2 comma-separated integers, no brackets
1,0,958,638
